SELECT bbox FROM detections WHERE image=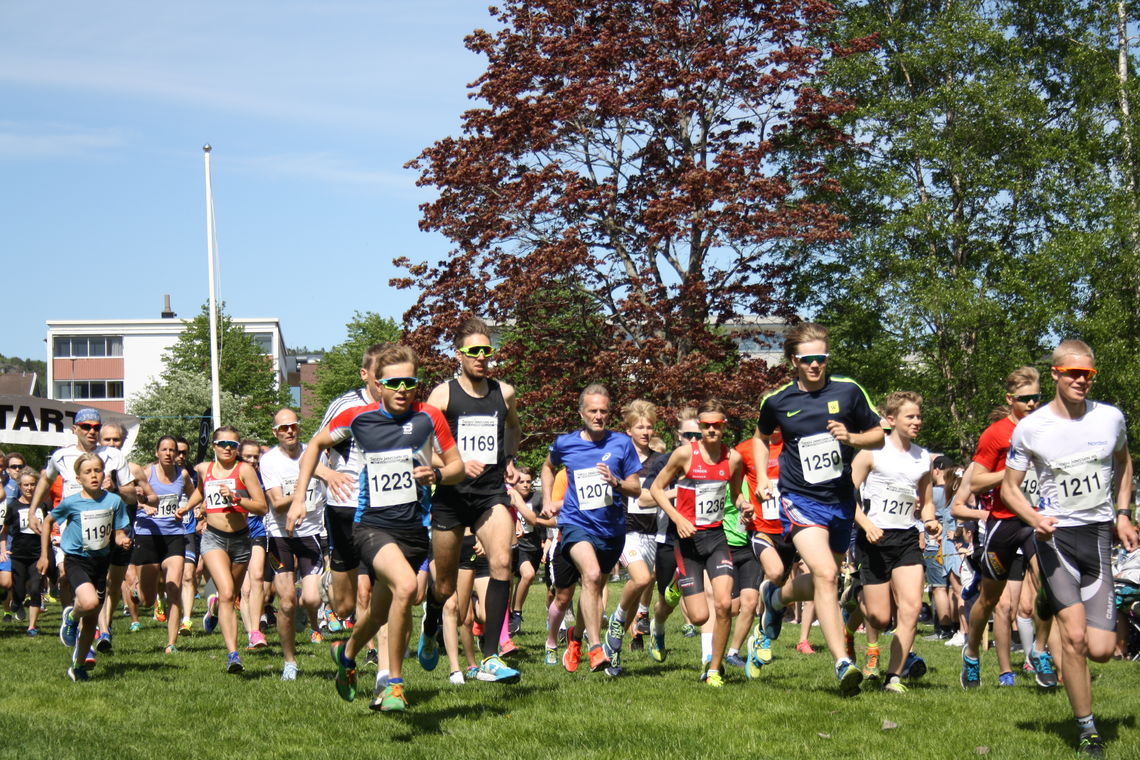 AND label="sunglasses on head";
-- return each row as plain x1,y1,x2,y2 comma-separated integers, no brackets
458,345,495,358
680,431,702,441
1012,393,1041,403
379,376,418,391
1052,366,1098,381
78,423,102,432
214,440,240,450
795,353,829,365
